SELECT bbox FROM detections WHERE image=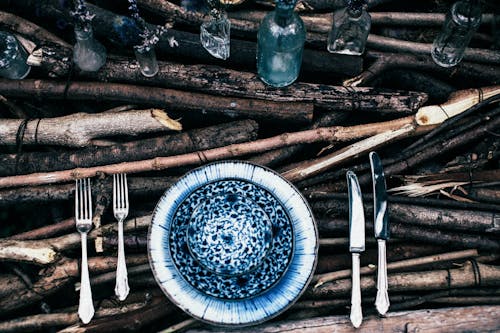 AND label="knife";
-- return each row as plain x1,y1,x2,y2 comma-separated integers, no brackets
347,171,365,328
369,151,390,316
